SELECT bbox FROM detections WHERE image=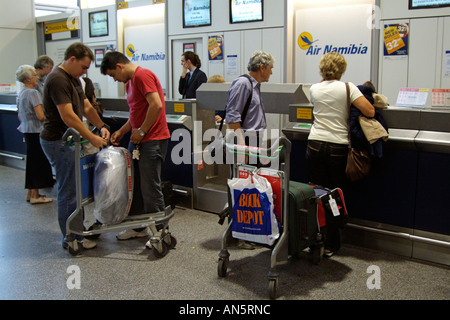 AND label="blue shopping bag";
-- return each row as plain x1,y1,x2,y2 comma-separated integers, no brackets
228,174,279,245
80,154,96,199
